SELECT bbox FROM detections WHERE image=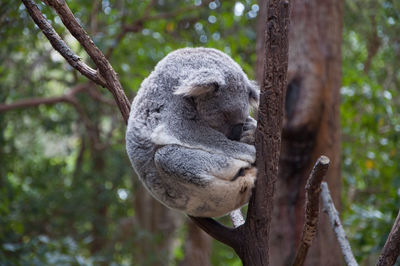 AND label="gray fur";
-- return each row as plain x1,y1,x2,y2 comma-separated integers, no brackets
126,47,259,217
